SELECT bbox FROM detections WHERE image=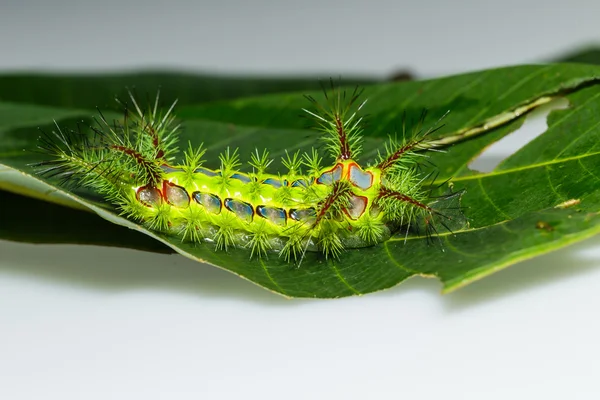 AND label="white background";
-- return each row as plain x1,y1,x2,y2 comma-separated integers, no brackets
1,0,600,399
